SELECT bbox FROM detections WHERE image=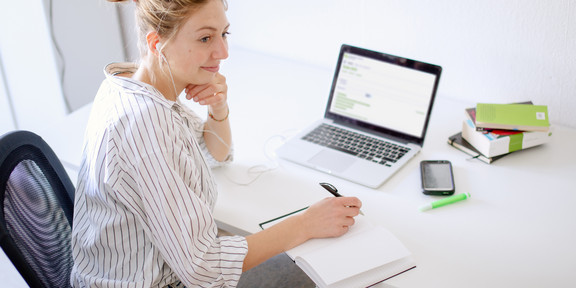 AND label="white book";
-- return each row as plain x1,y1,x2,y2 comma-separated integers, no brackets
260,213,416,288
461,119,552,158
